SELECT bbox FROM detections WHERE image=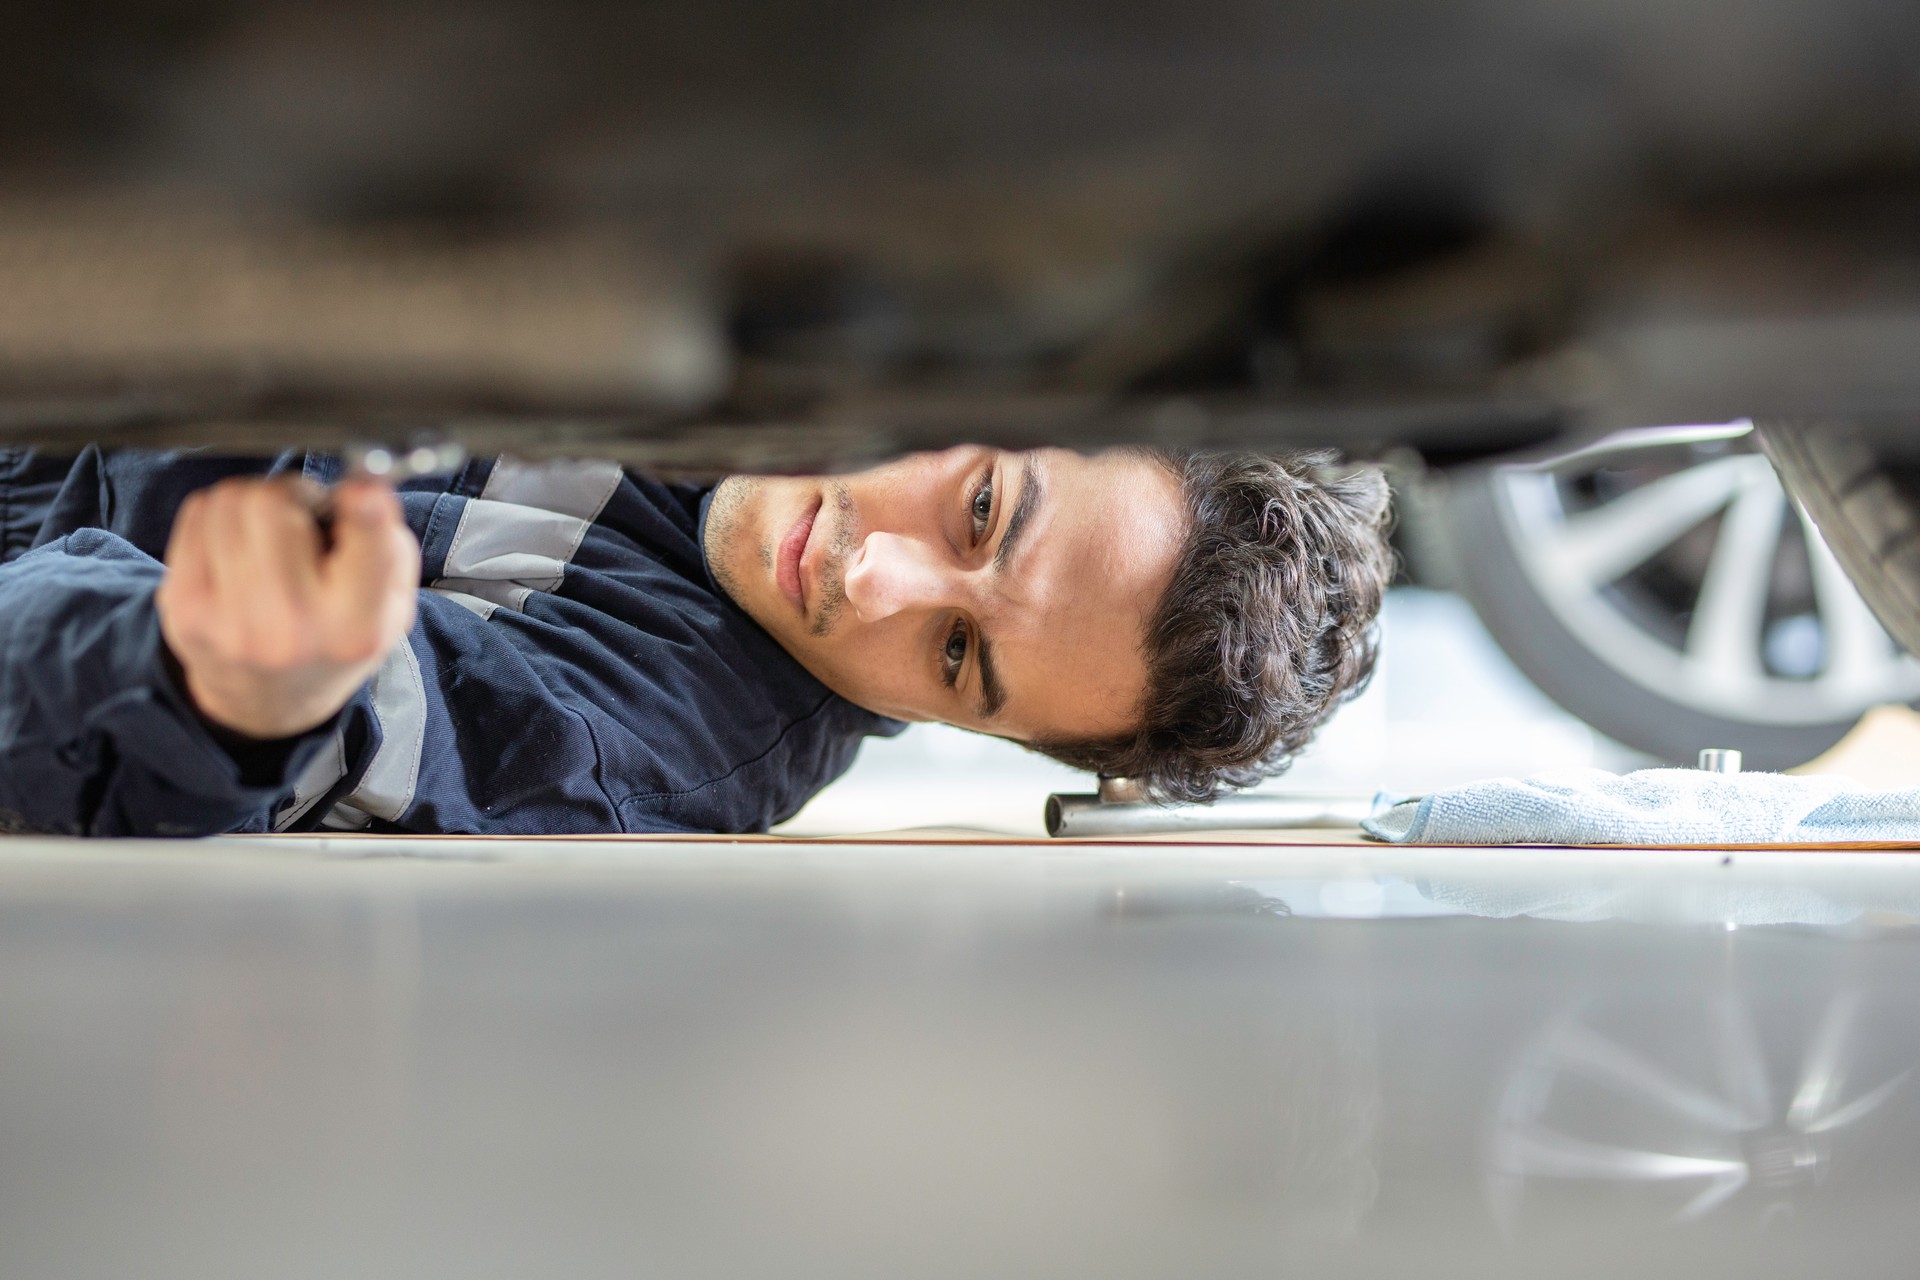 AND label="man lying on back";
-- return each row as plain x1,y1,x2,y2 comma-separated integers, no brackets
0,444,1392,835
